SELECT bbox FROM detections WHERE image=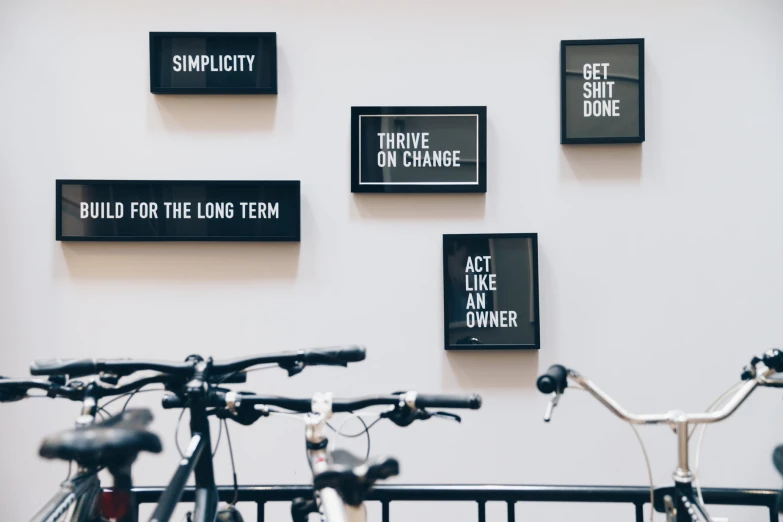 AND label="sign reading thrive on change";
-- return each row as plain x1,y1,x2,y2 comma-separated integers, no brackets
149,32,277,94
351,106,487,193
561,39,645,144
443,233,540,350
56,180,299,241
